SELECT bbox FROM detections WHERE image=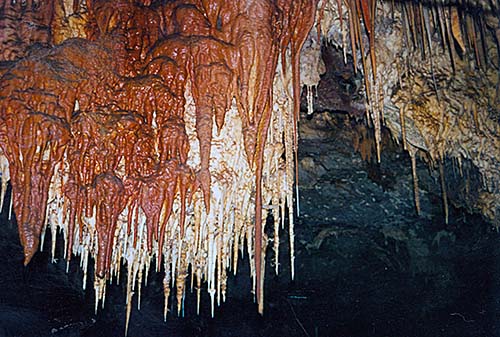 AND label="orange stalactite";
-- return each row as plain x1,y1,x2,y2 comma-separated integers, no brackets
356,0,377,79
0,0,319,324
